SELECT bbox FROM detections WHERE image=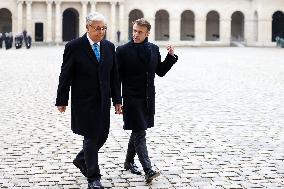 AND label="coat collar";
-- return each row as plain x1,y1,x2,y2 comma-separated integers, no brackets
82,33,106,65
82,34,98,64
130,37,149,46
